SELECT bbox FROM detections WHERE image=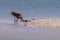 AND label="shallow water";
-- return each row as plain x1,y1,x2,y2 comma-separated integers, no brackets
0,23,60,40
